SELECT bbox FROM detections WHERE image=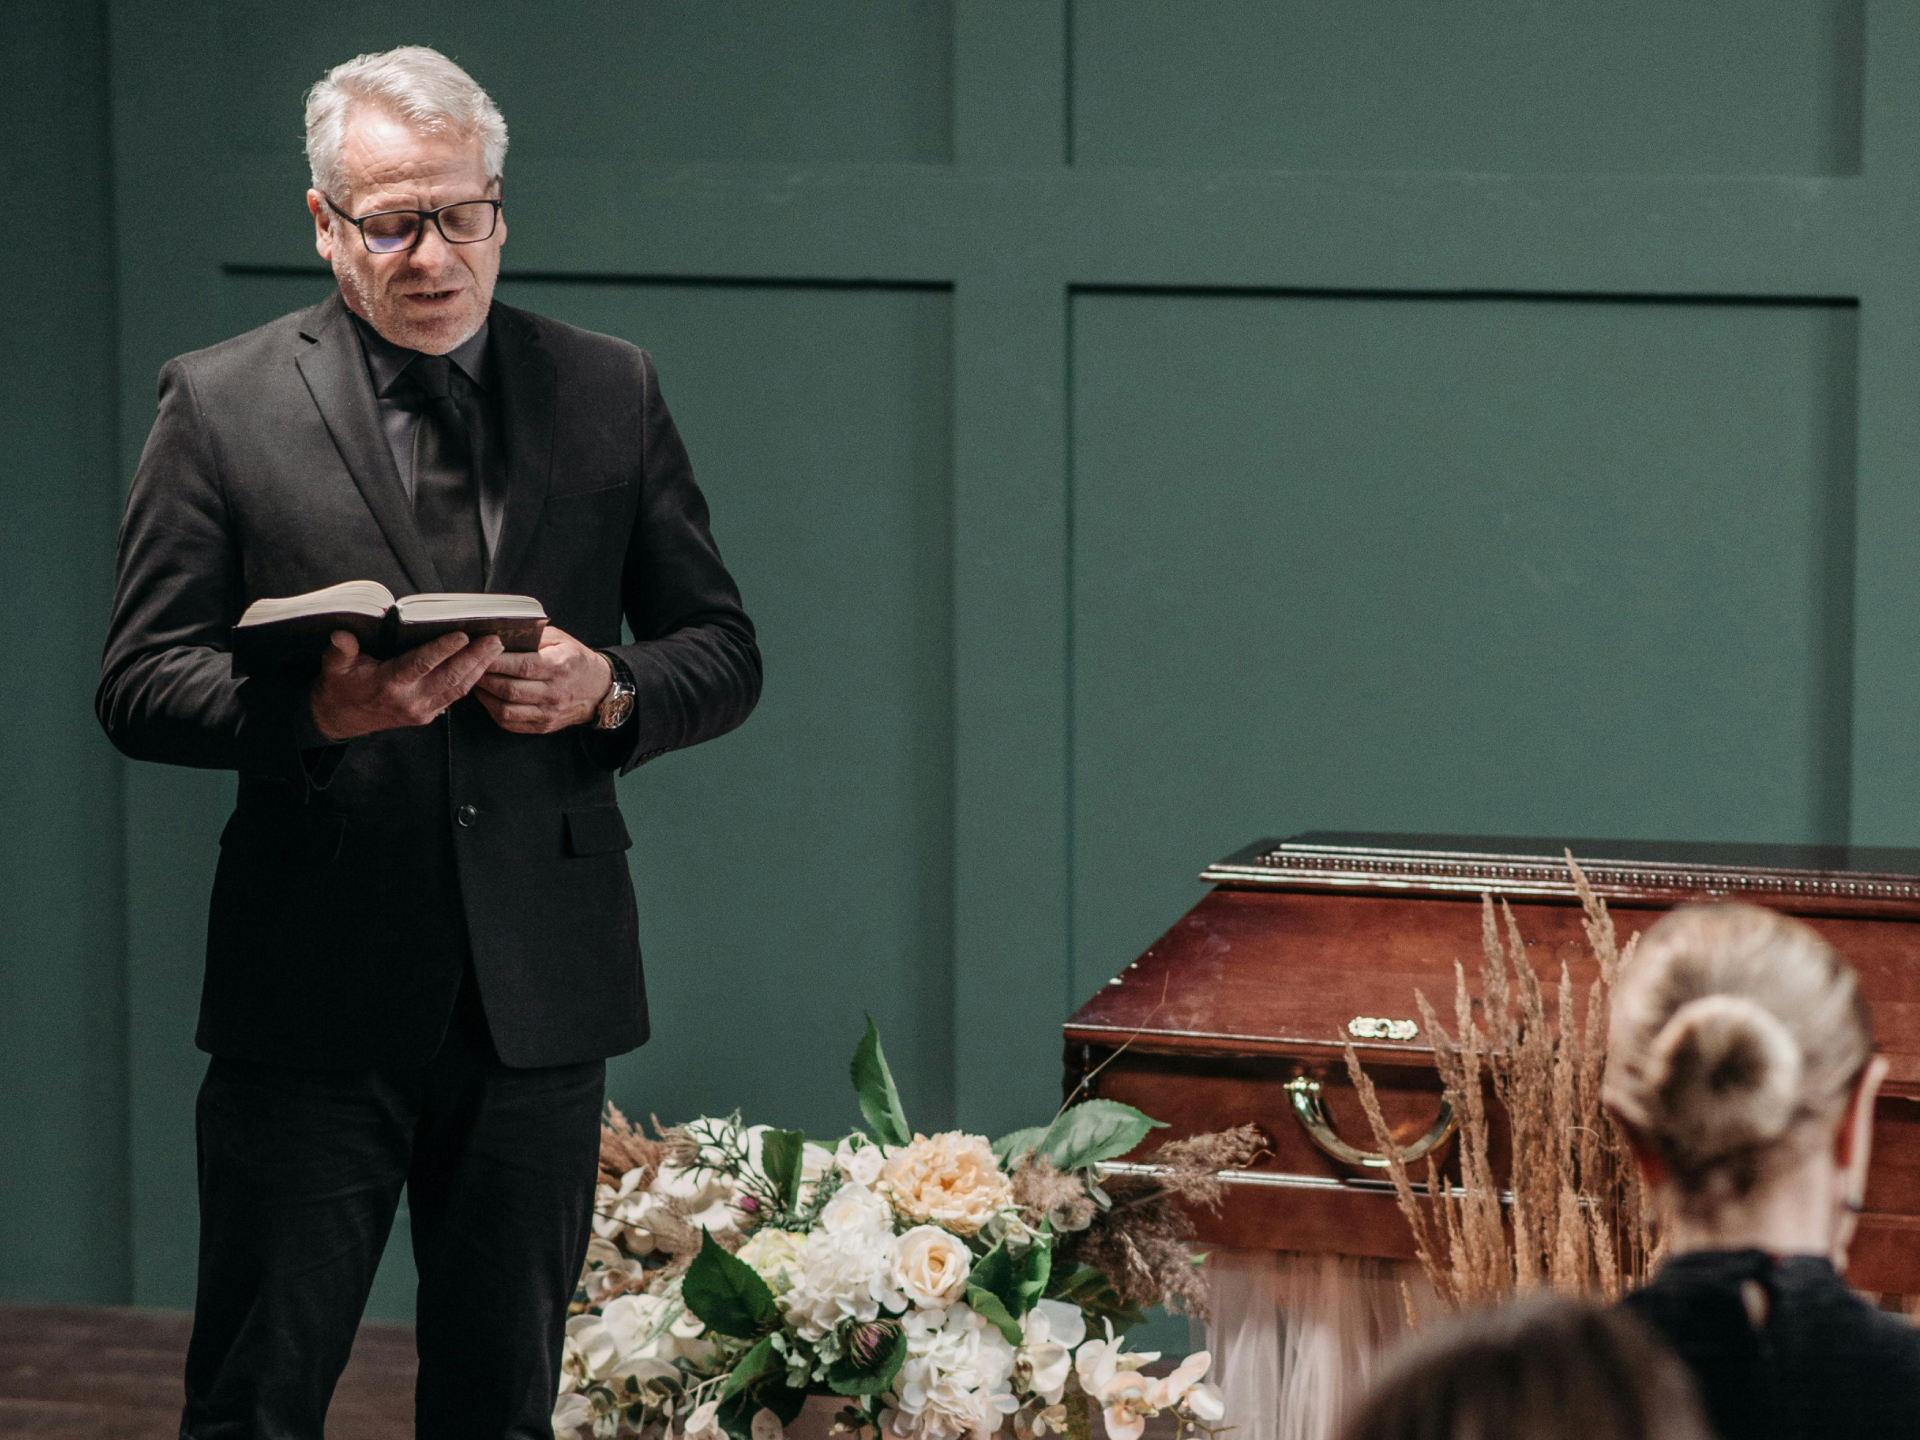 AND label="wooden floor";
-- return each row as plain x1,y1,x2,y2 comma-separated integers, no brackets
0,1304,415,1438
0,1304,1187,1439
